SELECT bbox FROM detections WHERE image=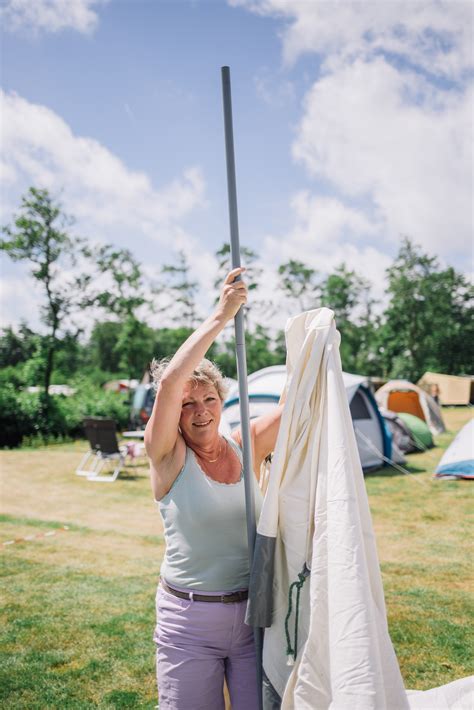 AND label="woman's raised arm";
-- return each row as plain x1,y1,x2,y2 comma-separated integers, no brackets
144,267,247,469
